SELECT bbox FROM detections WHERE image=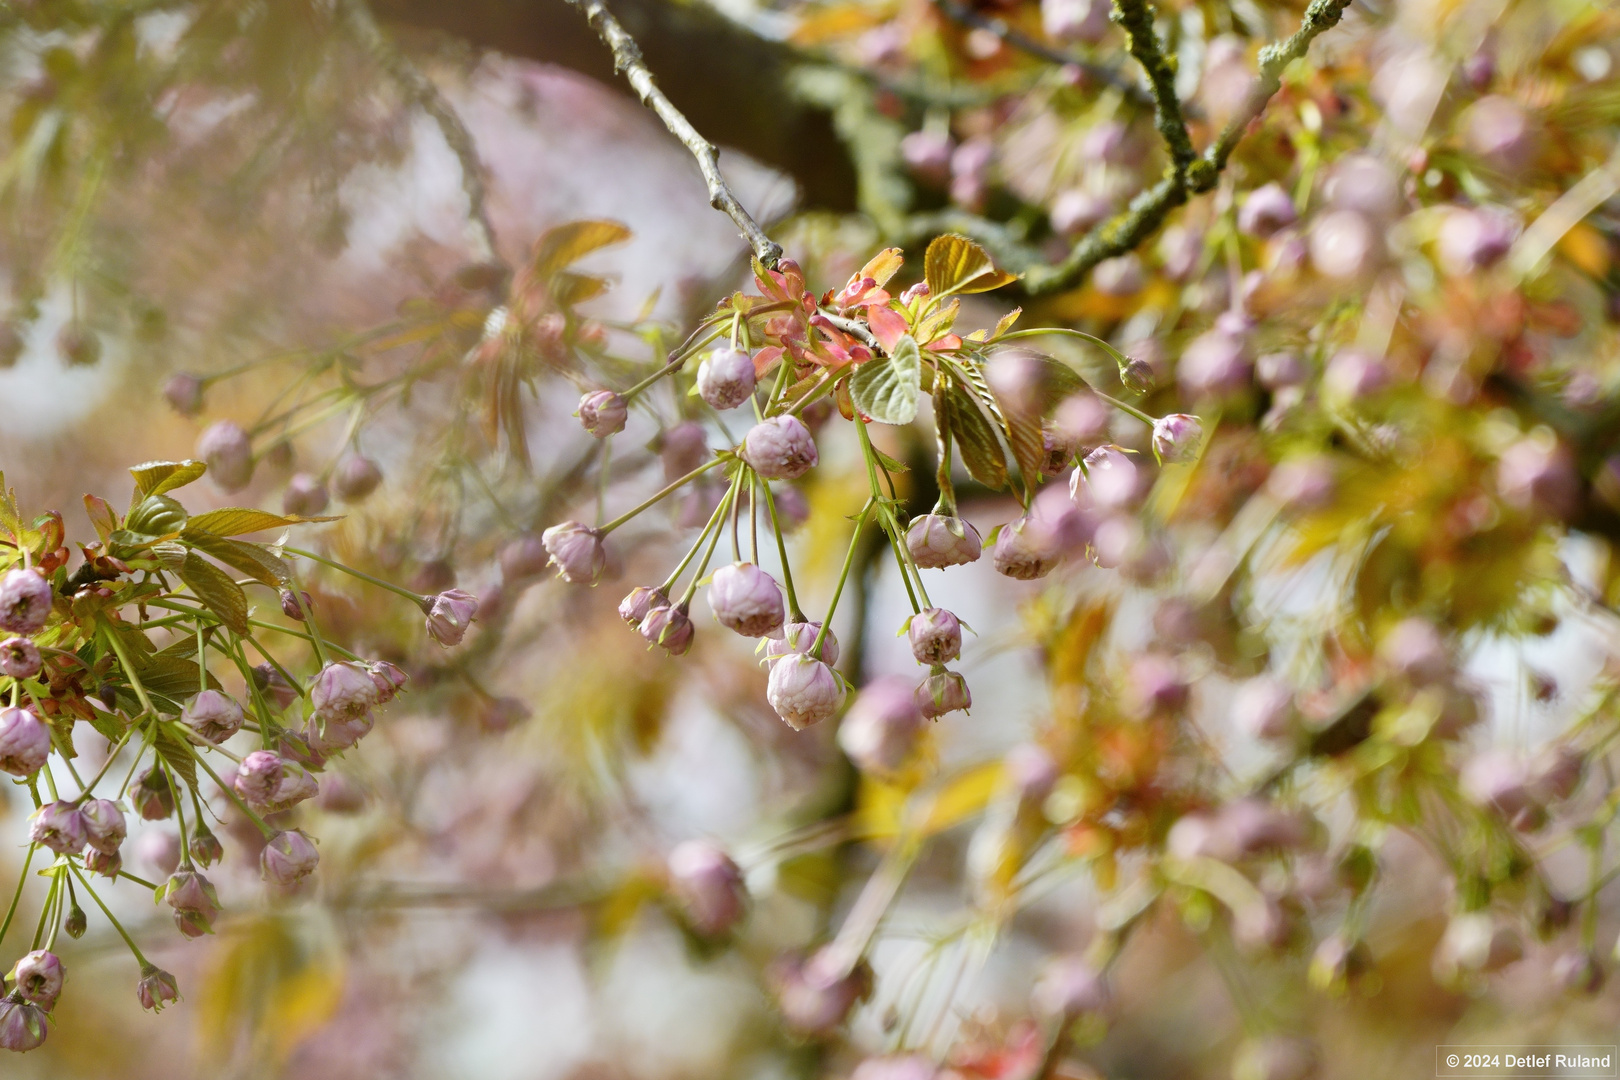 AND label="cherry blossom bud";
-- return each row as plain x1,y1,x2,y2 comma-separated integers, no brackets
10,951,62,1011
619,586,666,628
137,964,180,1012
908,608,962,665
180,689,245,744
498,533,549,583
189,825,224,868
477,696,531,732
1310,210,1379,280
1237,182,1298,238
1041,0,1109,43
1120,355,1157,393
950,137,993,211
1092,253,1143,296
1325,154,1401,219
667,840,748,937
29,801,86,855
661,422,709,482
197,420,254,492
899,281,930,305
992,517,1060,580
279,589,311,622
80,798,126,855
1004,743,1059,802
1552,950,1605,995
85,848,122,877
697,348,758,411
56,320,99,366
1075,446,1142,511
1323,348,1391,400
576,390,628,438
425,588,479,646
282,473,328,516
0,636,39,679
1179,328,1252,400
312,661,379,724
838,676,924,775
1438,206,1518,275
1461,749,1538,825
1152,413,1202,463
767,653,844,730
252,663,299,710
906,514,982,568
1463,95,1538,174
131,768,175,821
316,772,368,813
1033,483,1095,556
331,451,383,501
744,415,818,480
764,621,840,666
1378,617,1449,684
1530,744,1583,803
368,660,407,703
640,602,695,656
0,998,47,1053
235,750,286,806
773,484,811,533
1497,437,1578,519
915,668,971,718
135,830,181,877
265,761,320,812
159,375,203,420
1032,955,1109,1018
1233,676,1296,741
261,829,319,886
1126,653,1187,716
164,868,221,938
768,948,871,1037
1256,351,1307,389
541,521,607,584
1159,224,1204,281
1435,912,1522,978
0,570,52,635
63,903,85,939
1462,48,1495,92
1050,189,1111,236
1052,392,1110,448
900,129,954,185
708,563,785,637
1233,1036,1318,1080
